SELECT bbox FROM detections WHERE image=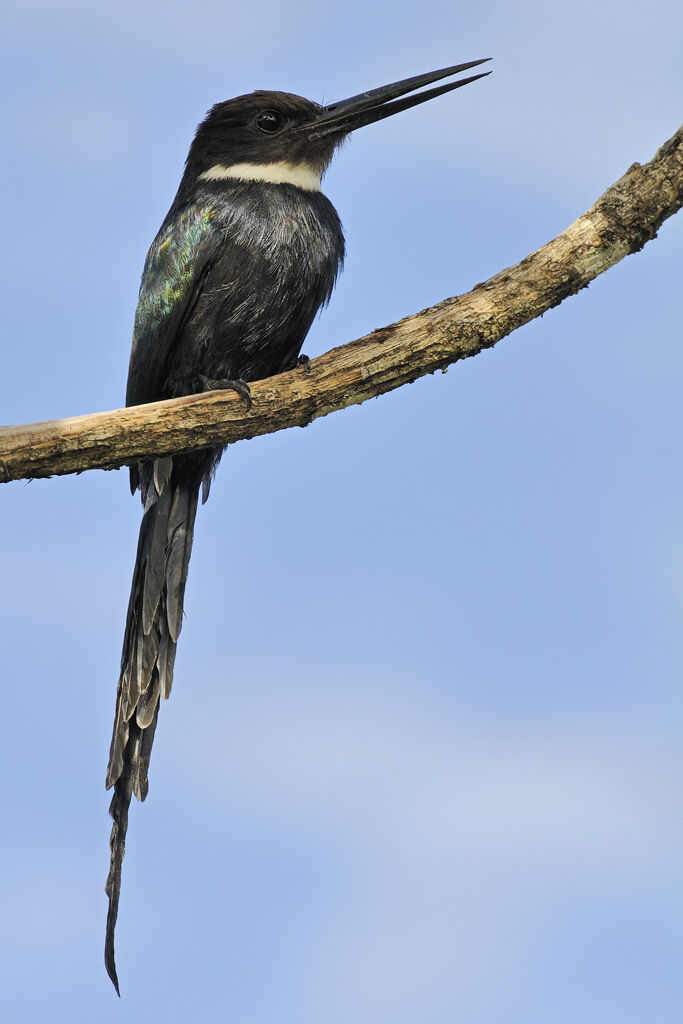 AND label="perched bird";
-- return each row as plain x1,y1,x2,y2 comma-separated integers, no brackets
104,59,491,994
